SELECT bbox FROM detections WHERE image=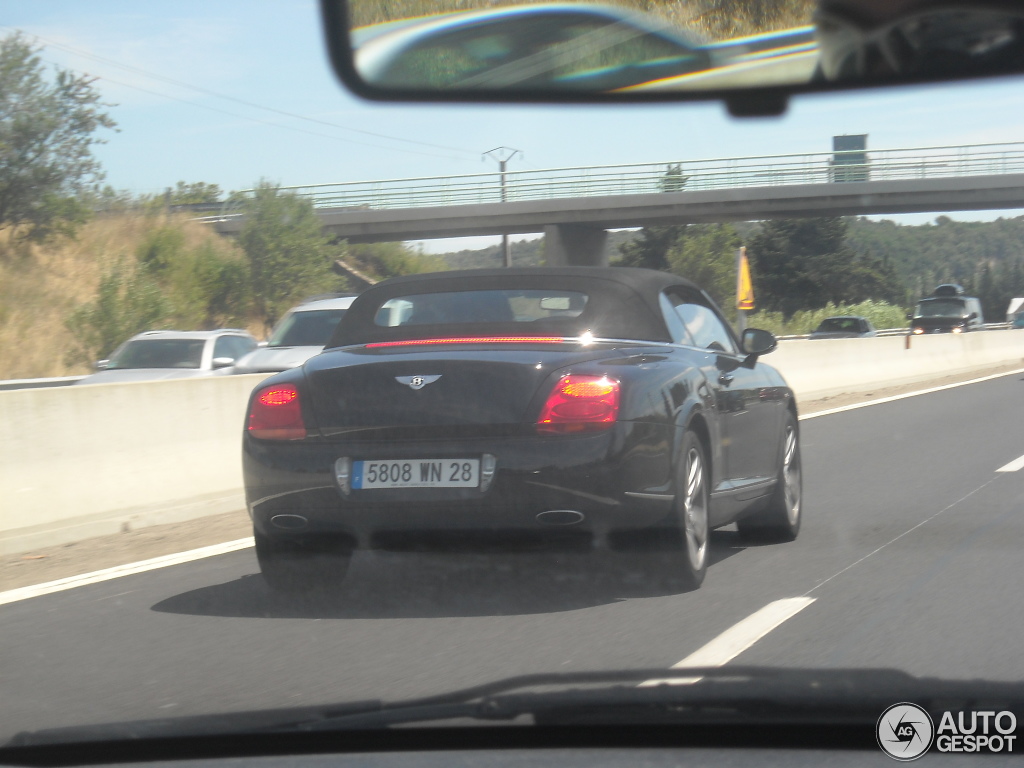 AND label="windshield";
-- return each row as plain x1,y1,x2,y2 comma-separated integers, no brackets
376,290,588,326
107,339,206,369
815,318,860,333
915,298,968,318
268,309,349,347
7,0,1024,760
